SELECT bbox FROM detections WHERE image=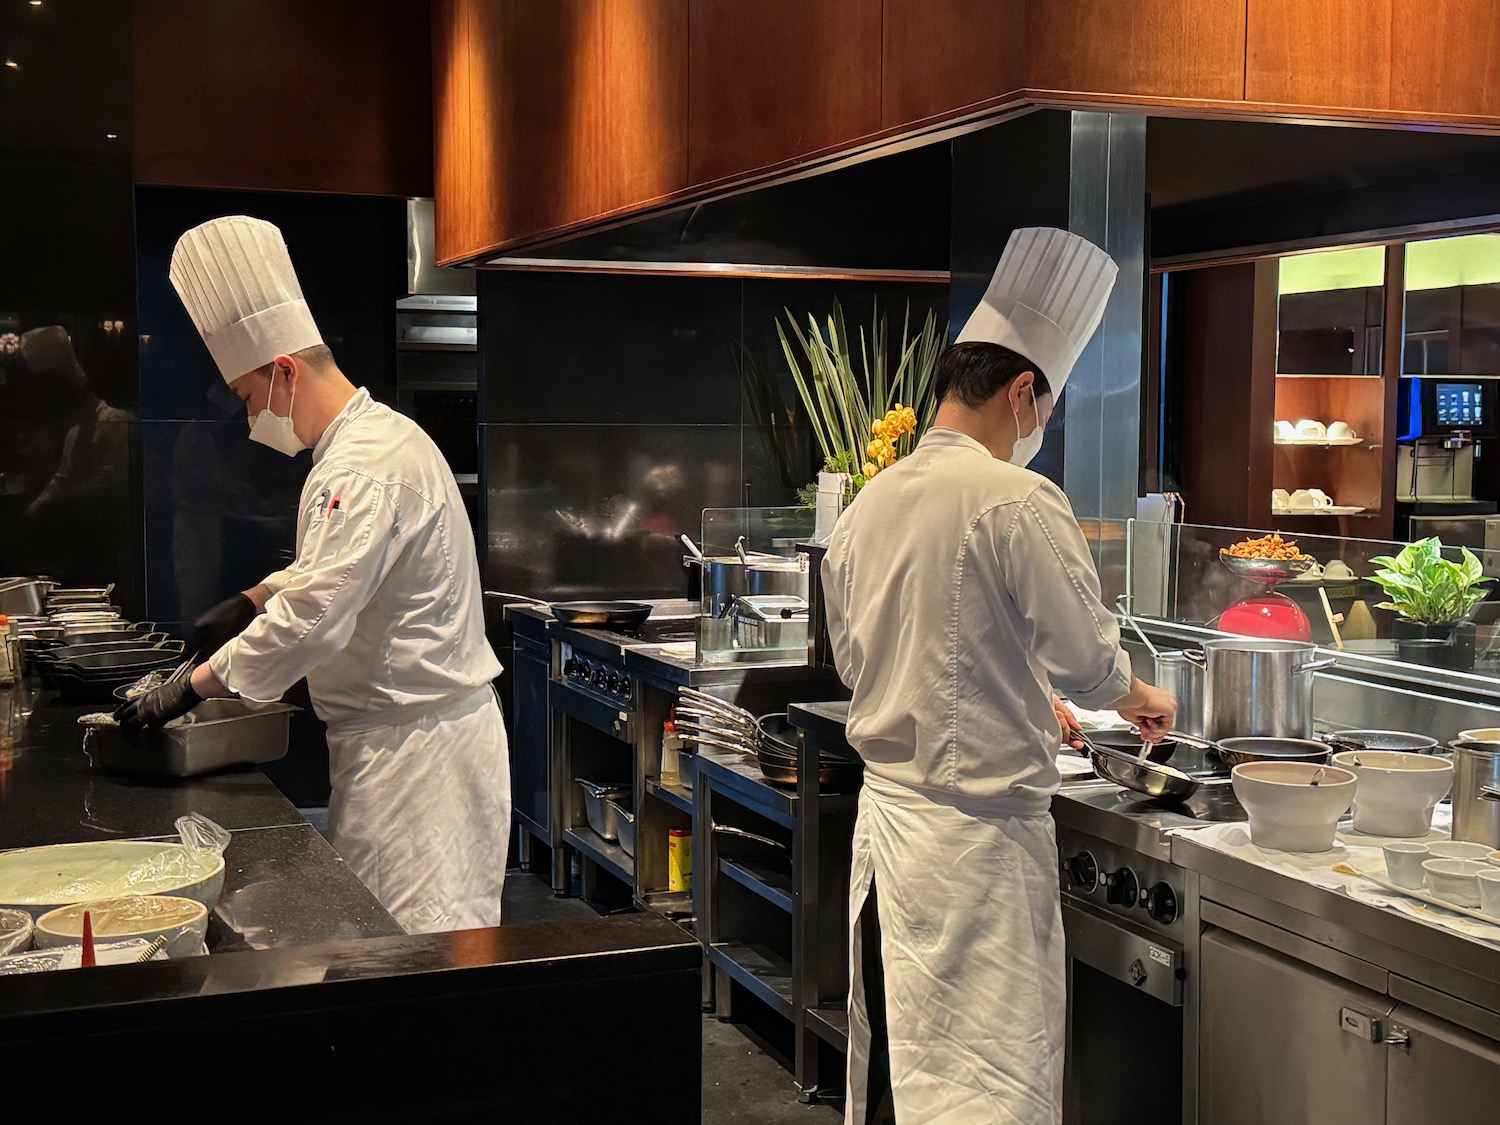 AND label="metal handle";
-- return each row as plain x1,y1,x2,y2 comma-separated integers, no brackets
1115,594,1161,659
1182,649,1206,669
1294,657,1339,675
1340,1008,1412,1050
711,823,789,853
1480,785,1500,802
